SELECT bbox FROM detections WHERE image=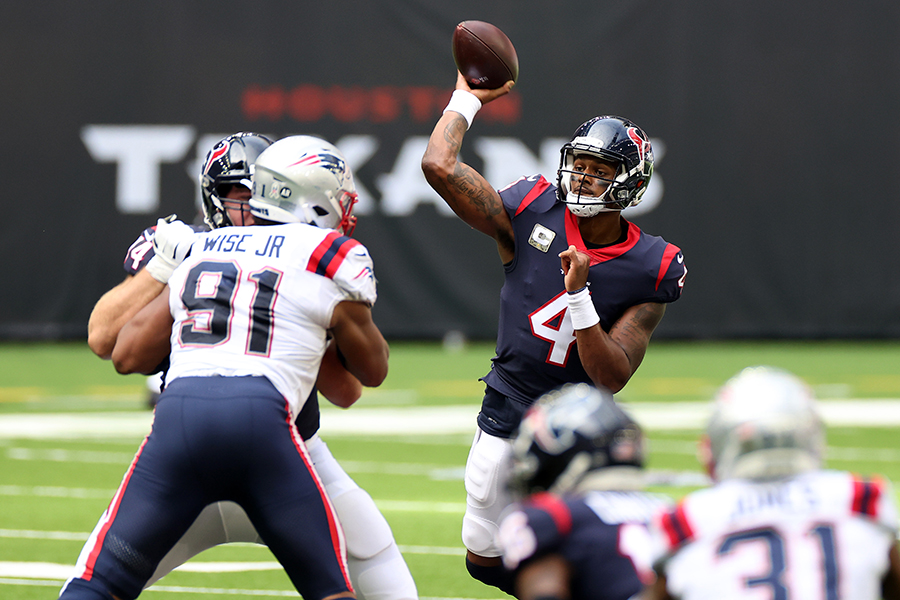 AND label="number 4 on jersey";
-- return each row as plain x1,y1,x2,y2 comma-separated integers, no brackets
529,291,577,366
